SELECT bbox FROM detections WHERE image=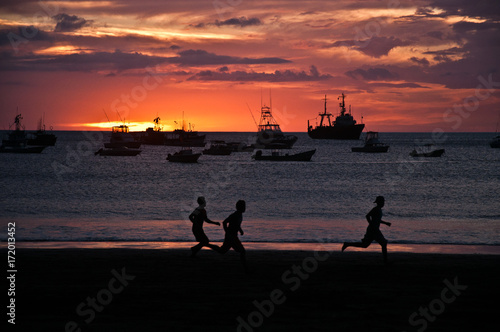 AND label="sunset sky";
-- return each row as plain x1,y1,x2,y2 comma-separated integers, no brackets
1,0,499,132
